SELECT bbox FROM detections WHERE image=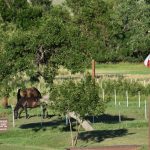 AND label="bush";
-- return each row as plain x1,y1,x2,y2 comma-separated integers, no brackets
50,74,106,118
